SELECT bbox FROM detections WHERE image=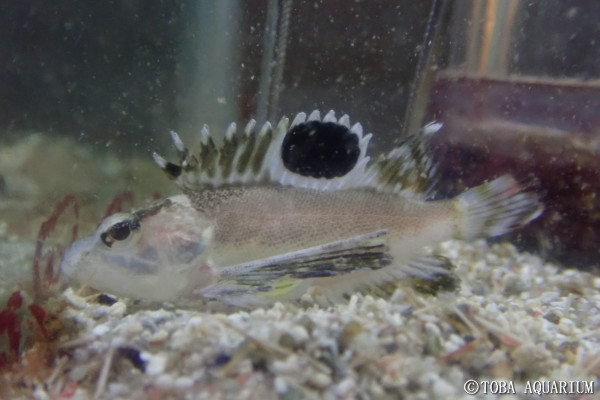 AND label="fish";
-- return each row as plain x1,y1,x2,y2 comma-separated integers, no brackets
60,110,543,306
